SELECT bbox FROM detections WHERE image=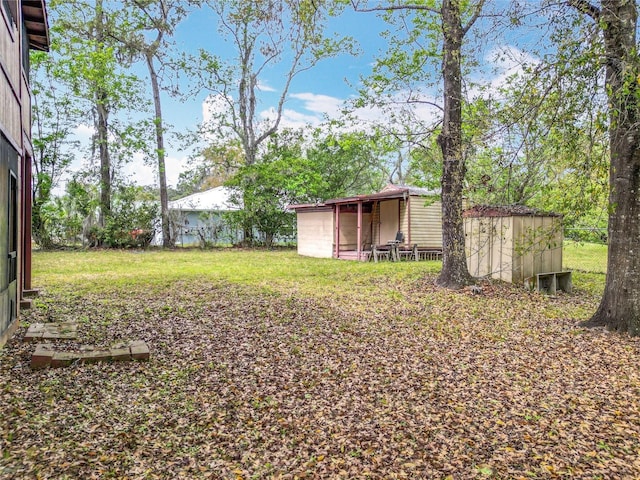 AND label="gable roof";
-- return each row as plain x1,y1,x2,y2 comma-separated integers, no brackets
169,186,240,212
